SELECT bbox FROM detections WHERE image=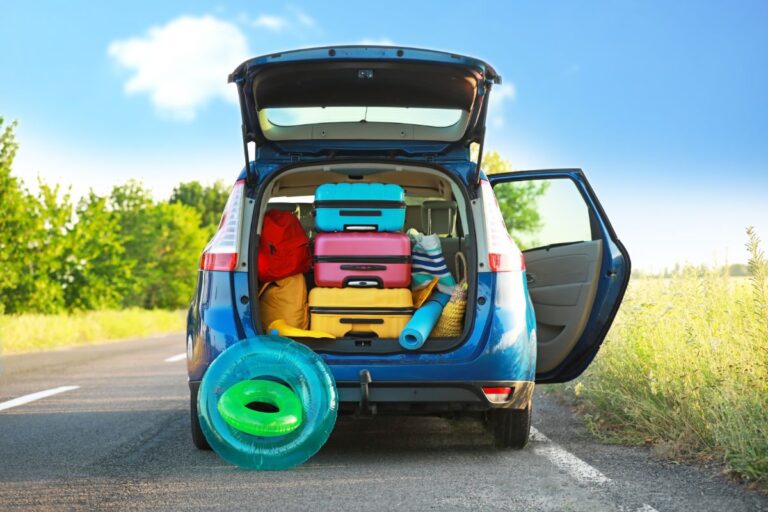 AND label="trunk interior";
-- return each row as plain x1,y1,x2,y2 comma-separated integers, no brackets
248,162,477,354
